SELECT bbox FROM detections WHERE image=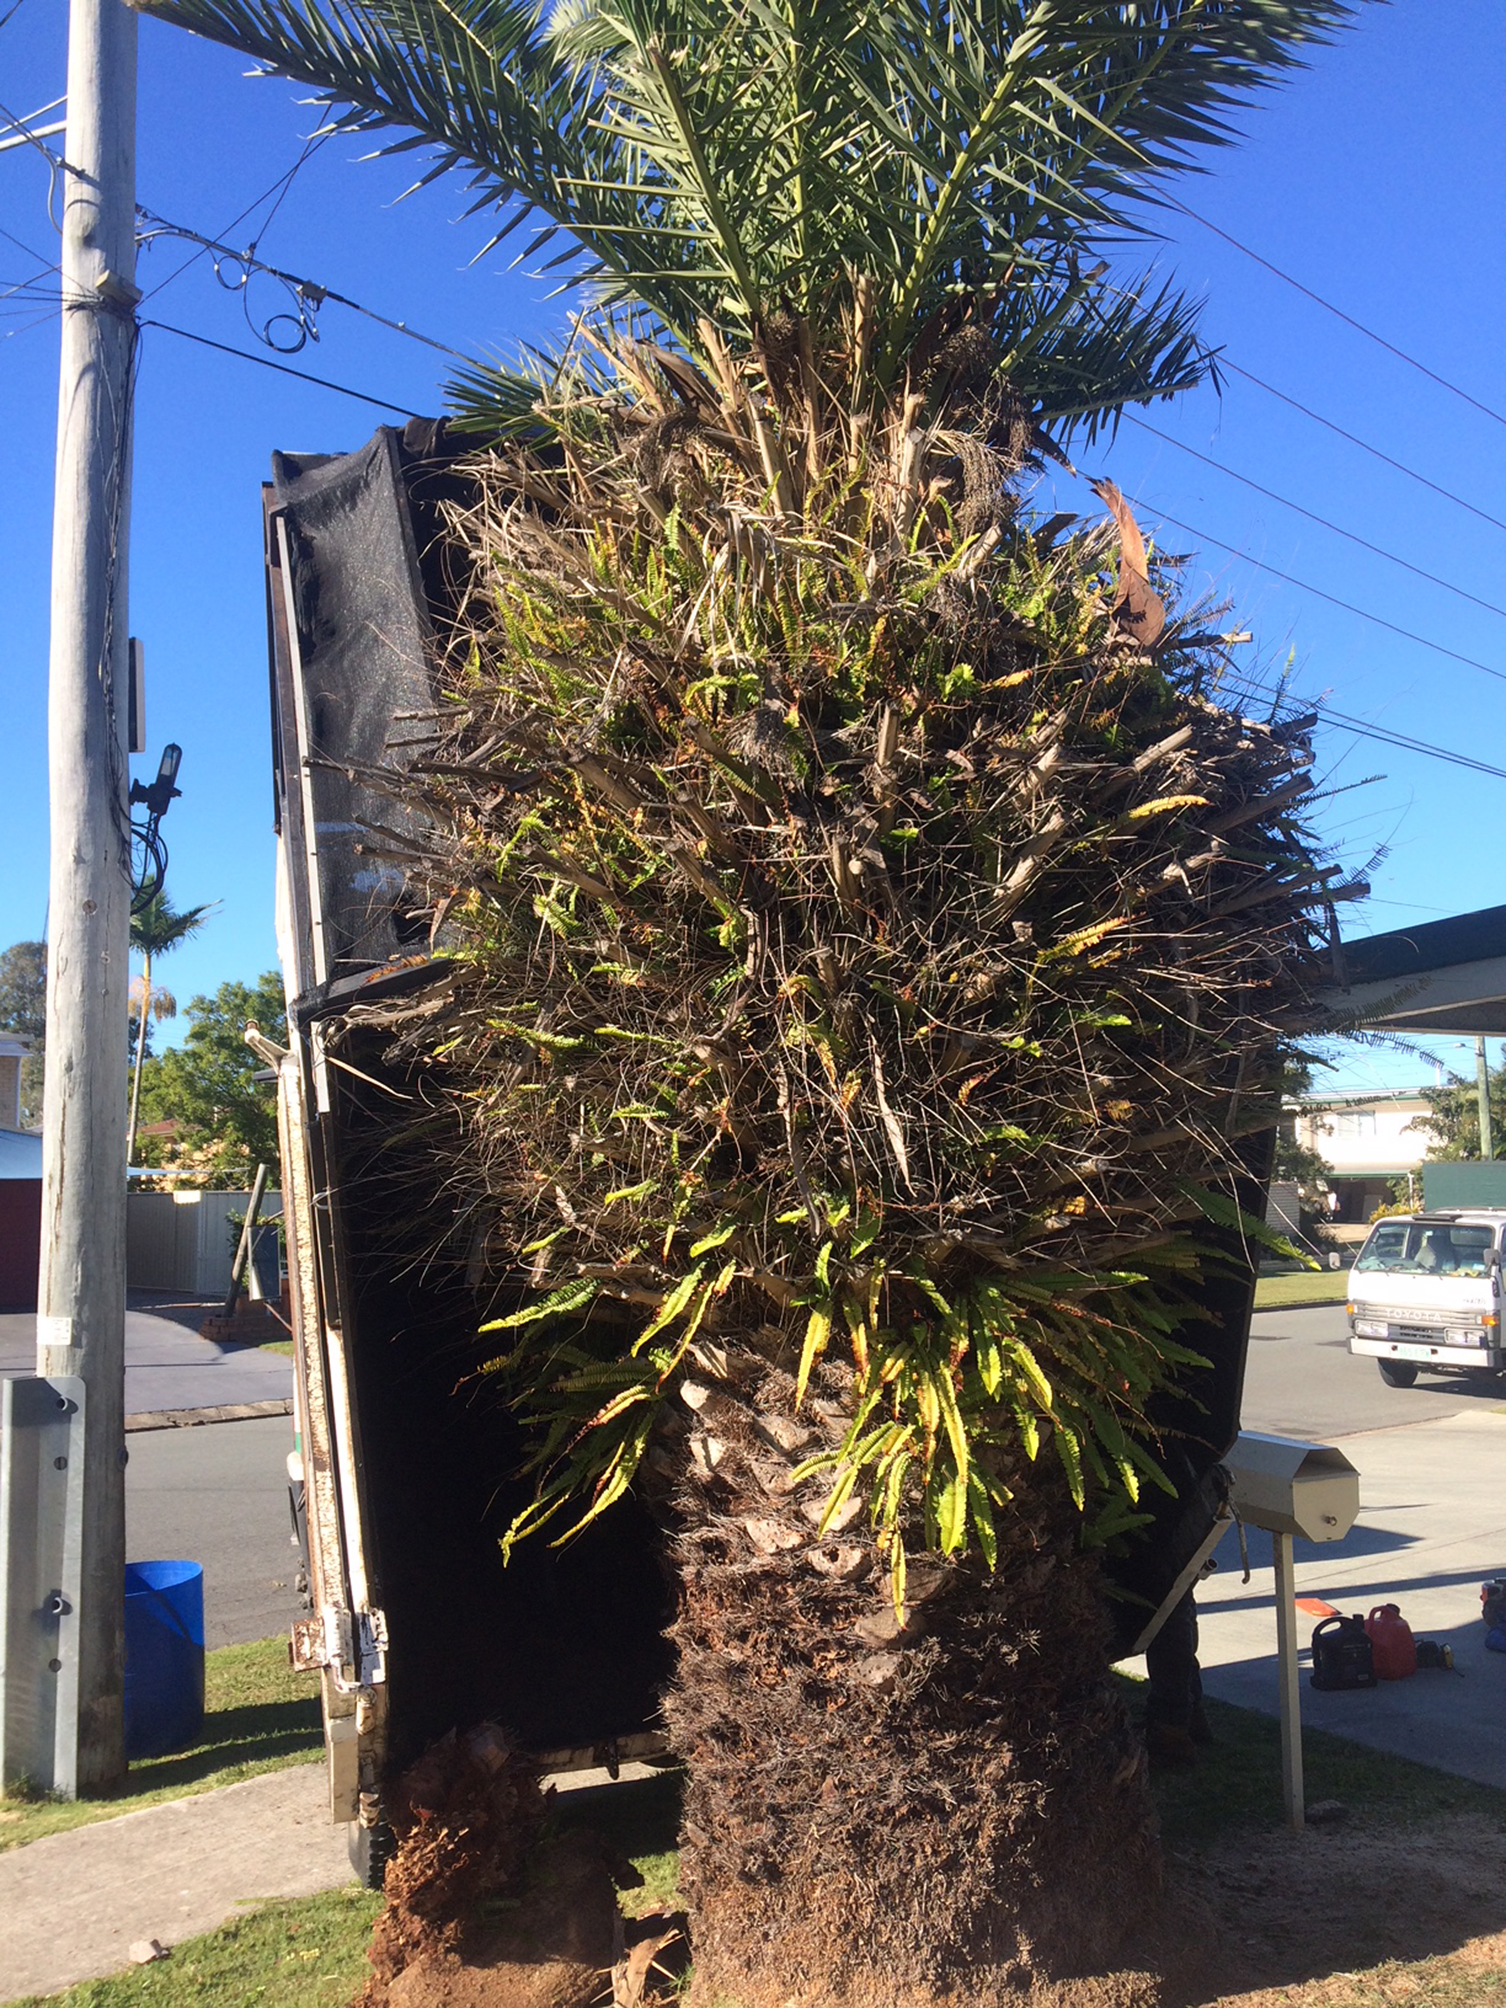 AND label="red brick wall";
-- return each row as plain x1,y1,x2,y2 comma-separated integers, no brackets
0,1180,42,1309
